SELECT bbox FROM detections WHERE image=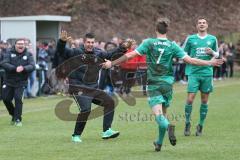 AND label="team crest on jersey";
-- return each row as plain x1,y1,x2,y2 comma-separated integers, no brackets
207,41,211,45
23,56,28,60
2,84,6,88
11,54,16,58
